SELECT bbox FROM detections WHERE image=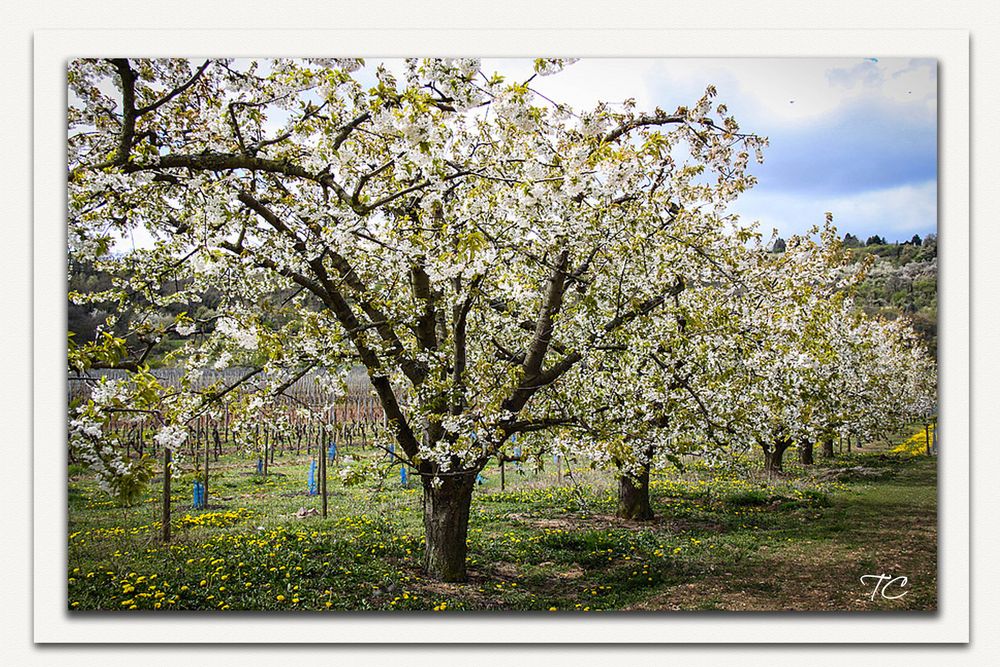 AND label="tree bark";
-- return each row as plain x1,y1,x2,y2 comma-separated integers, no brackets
799,440,814,465
821,435,835,458
422,471,476,582
616,464,654,520
763,438,791,472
